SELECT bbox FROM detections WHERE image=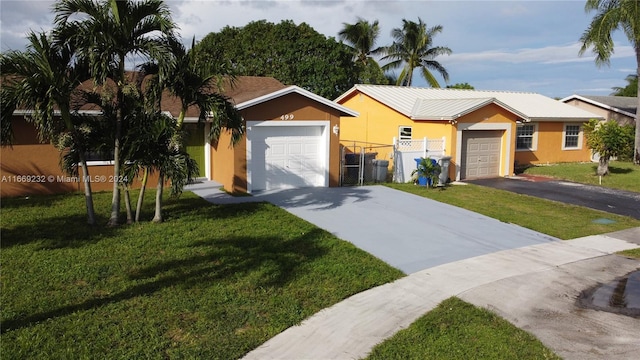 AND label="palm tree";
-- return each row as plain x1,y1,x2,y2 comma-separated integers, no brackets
0,31,97,225
339,18,381,66
143,38,244,222
611,74,638,97
380,18,452,87
579,0,640,165
53,0,177,226
338,18,387,84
